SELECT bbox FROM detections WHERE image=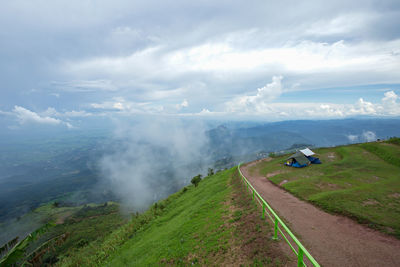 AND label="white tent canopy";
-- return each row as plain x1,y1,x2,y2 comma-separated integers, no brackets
299,148,315,156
